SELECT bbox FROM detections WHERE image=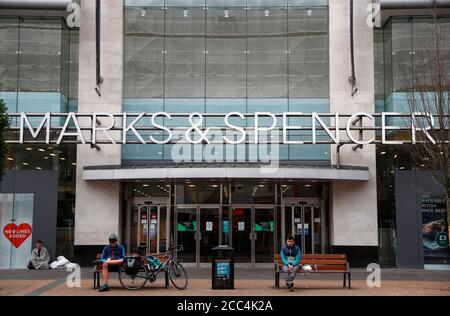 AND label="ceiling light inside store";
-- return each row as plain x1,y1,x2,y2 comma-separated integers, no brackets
38,148,45,152
26,147,32,151
7,157,13,161
49,153,56,157
22,162,29,166
380,151,386,155
143,184,149,187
